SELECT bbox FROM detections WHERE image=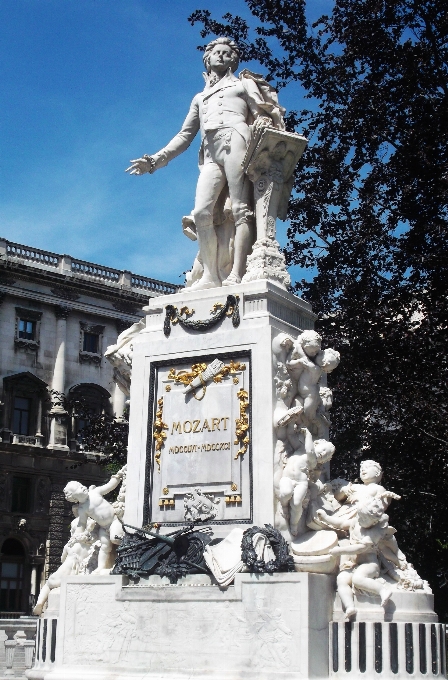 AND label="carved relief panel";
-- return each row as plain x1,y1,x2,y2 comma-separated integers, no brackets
145,351,252,526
